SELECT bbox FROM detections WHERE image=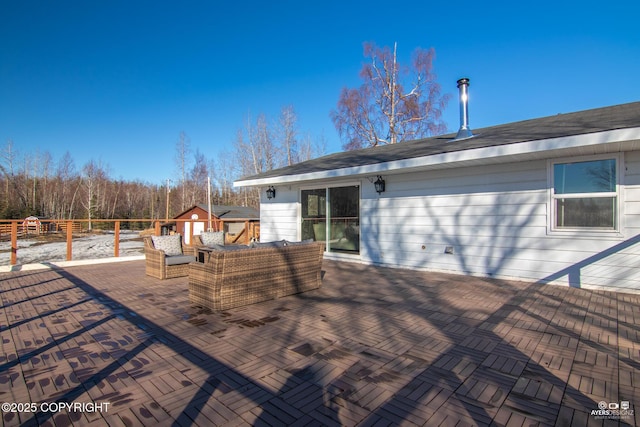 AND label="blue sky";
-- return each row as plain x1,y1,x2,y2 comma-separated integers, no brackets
1,1,639,185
